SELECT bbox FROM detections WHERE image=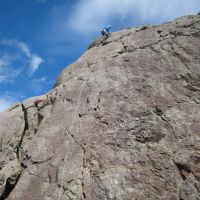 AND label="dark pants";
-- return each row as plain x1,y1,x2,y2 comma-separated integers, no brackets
101,31,110,42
